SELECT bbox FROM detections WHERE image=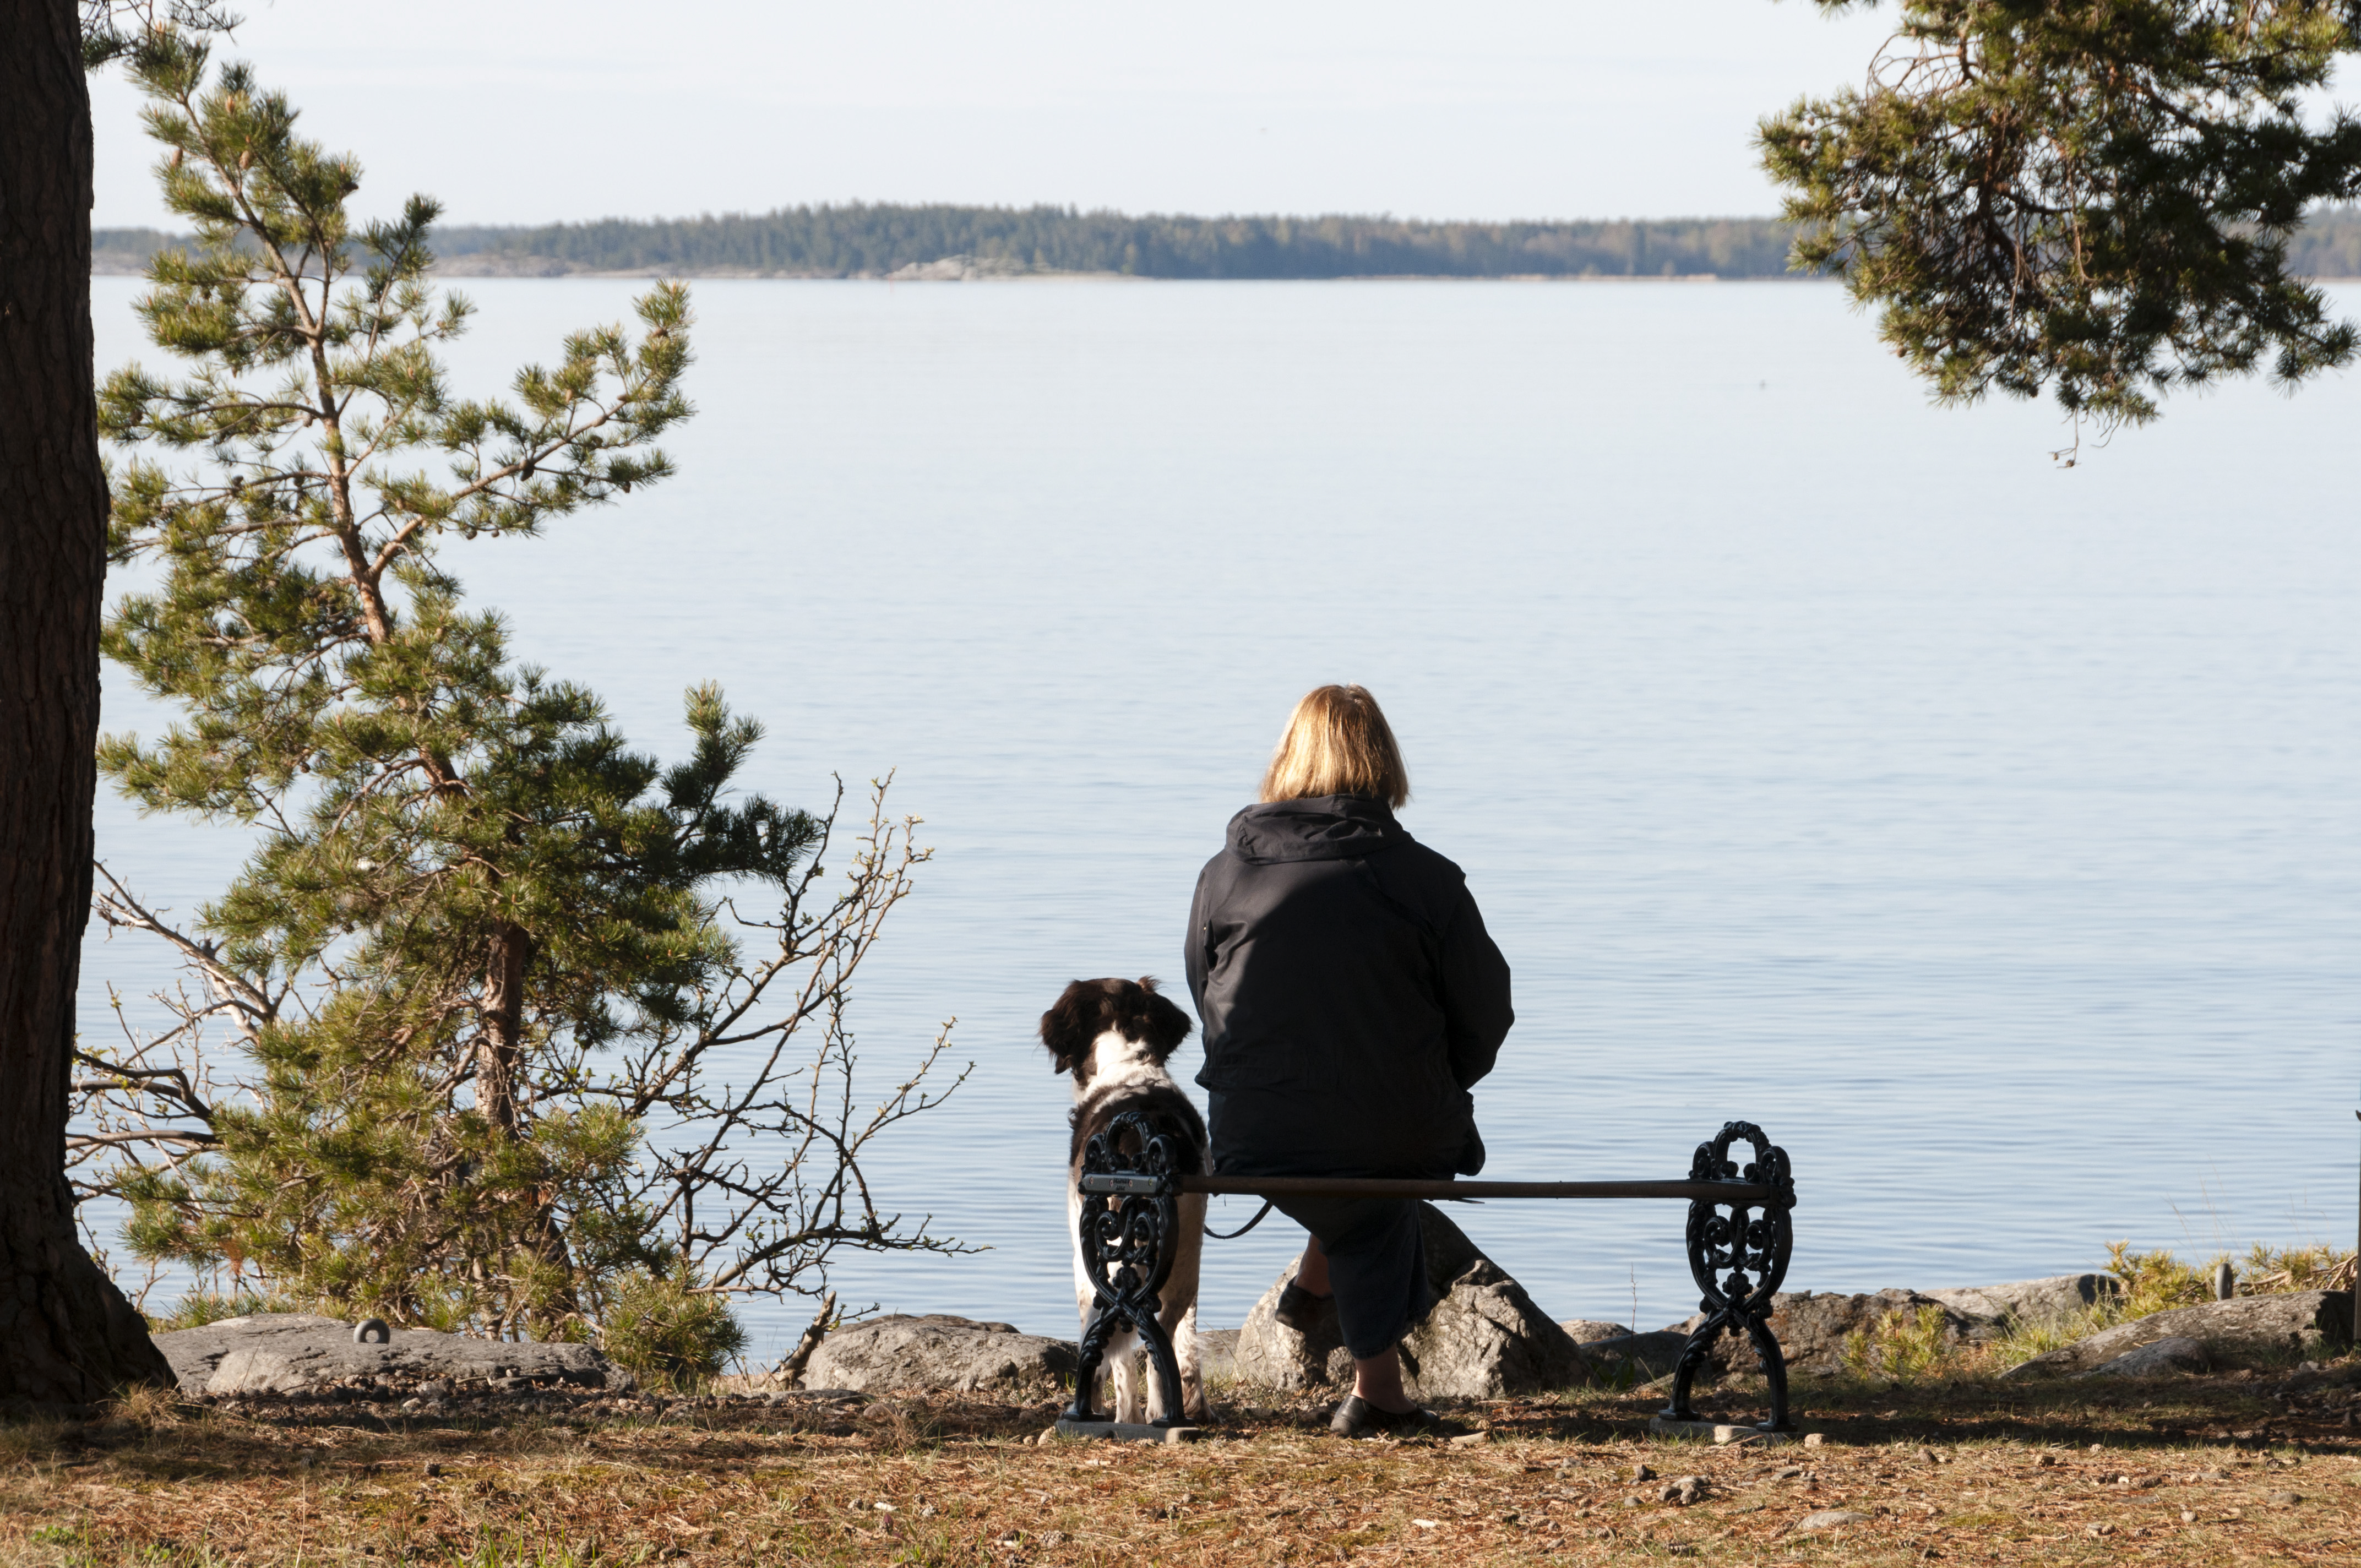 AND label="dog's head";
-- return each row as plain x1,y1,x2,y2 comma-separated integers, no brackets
1039,976,1193,1081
